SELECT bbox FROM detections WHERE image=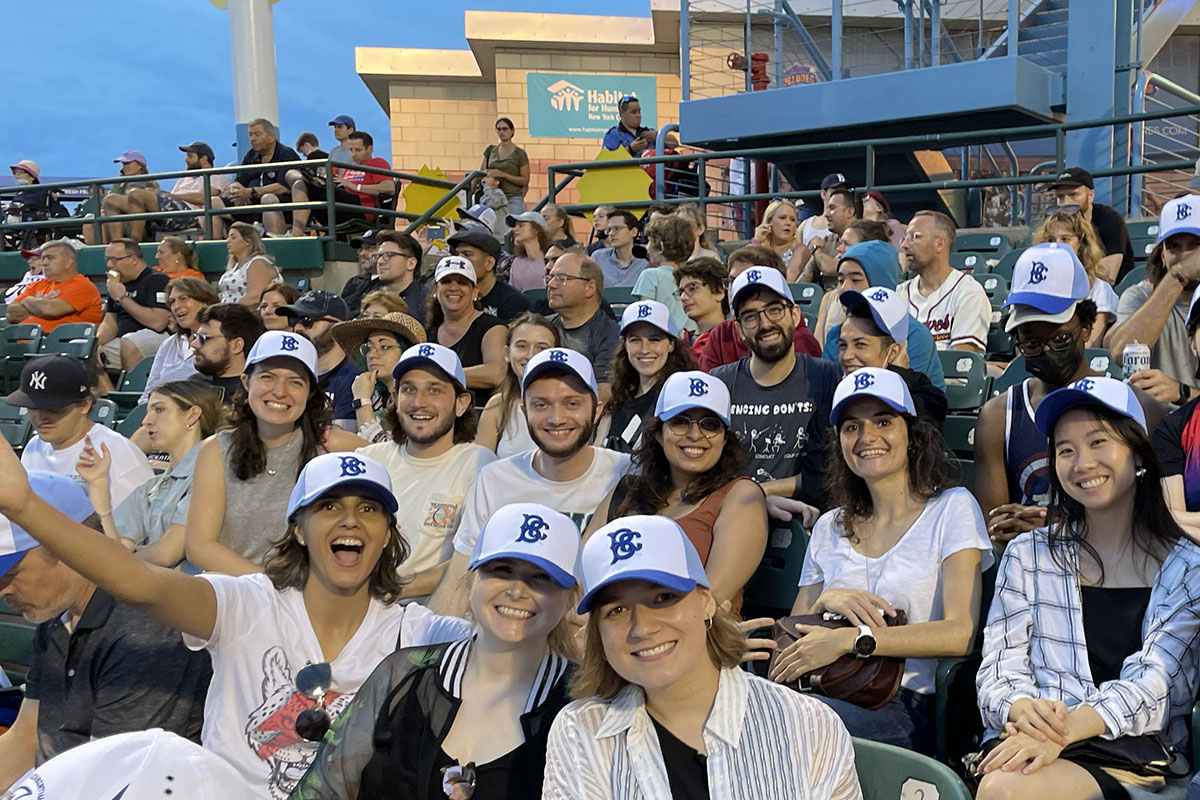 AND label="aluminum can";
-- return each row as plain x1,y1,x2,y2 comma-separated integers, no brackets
1123,341,1151,379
